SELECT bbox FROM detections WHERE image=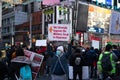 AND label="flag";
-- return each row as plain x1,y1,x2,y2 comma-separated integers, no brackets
43,0,60,6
